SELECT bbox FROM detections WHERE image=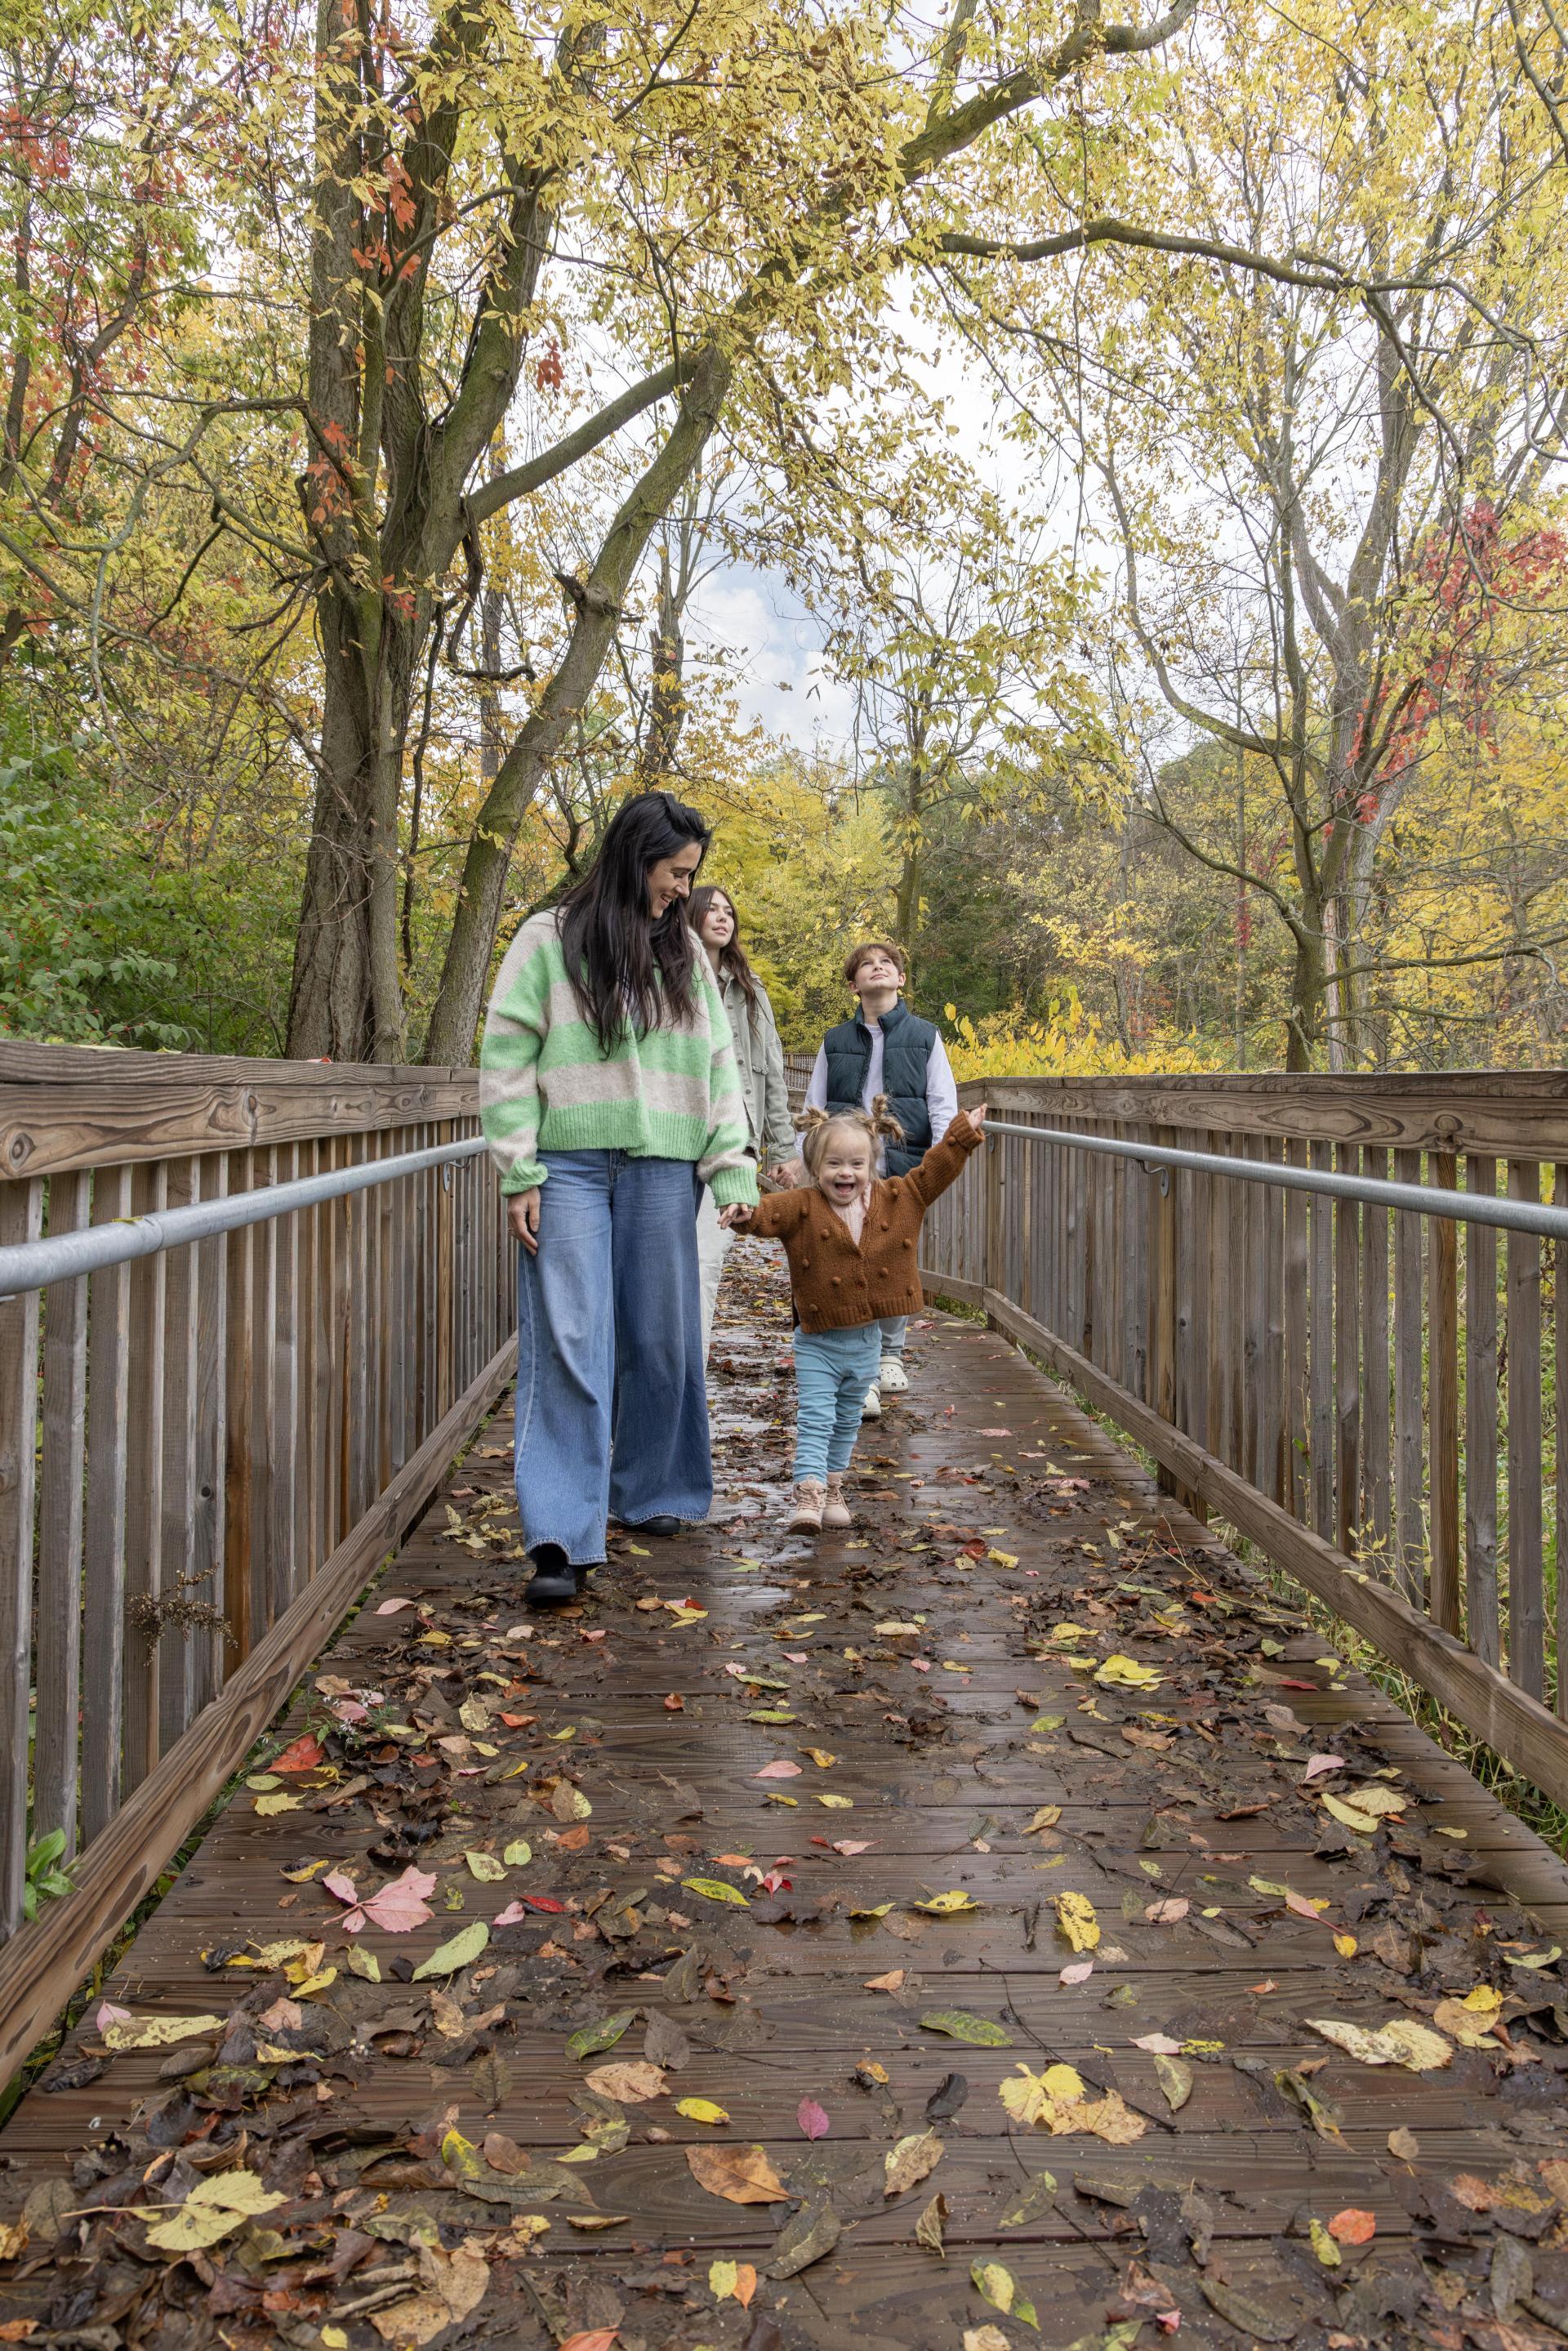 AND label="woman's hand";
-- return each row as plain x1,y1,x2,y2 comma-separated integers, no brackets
718,1202,752,1229
772,1157,804,1188
970,1103,989,1133
508,1189,542,1255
